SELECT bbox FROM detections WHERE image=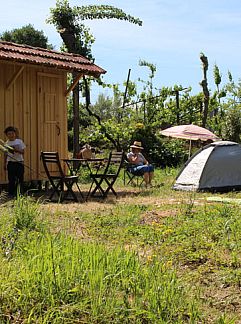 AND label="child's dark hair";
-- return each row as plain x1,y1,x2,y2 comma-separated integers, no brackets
4,126,16,134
